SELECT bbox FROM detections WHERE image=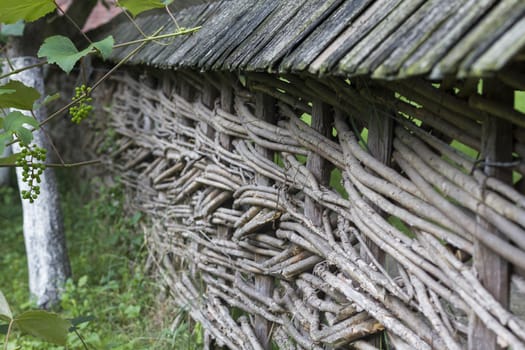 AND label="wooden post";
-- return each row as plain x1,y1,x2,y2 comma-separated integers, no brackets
219,76,234,150
468,80,512,350
363,96,393,266
305,100,332,226
254,92,276,350
202,81,219,139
